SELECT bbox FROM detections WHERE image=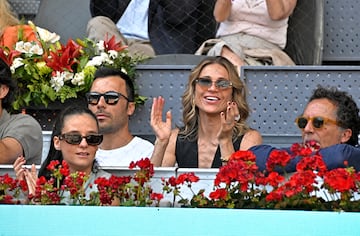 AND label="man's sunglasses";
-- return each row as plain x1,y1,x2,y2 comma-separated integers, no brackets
59,133,103,146
86,91,129,105
295,116,339,129
195,77,233,89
